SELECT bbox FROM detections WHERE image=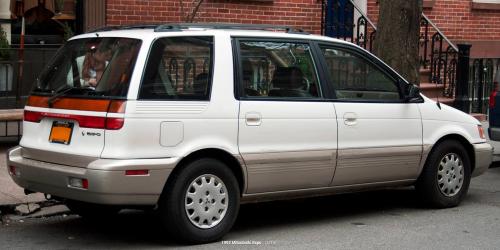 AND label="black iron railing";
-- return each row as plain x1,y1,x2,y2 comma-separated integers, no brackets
469,58,500,114
322,2,460,99
322,0,377,52
420,14,458,98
